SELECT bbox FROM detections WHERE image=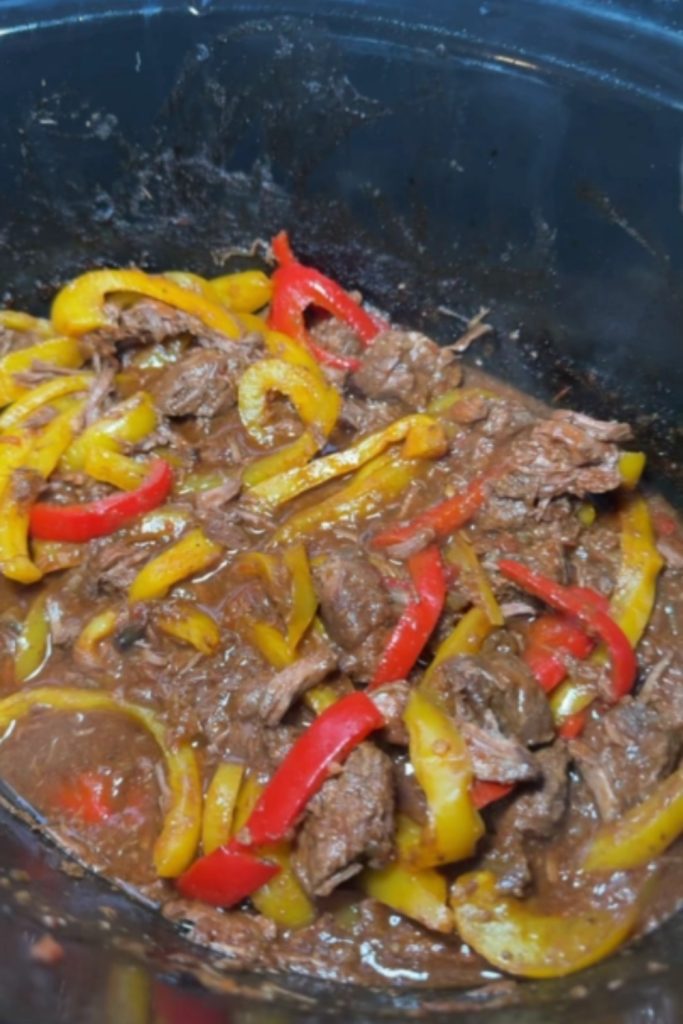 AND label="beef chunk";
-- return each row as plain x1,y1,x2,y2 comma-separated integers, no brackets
351,329,461,409
430,653,555,748
492,410,631,508
234,647,338,726
86,538,152,594
292,744,395,896
504,743,570,839
371,681,410,745
313,550,394,650
459,721,539,784
571,699,680,820
151,349,237,418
